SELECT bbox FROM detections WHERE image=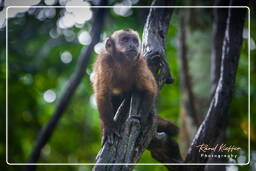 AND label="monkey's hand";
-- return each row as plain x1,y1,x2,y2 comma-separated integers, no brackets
102,126,121,146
